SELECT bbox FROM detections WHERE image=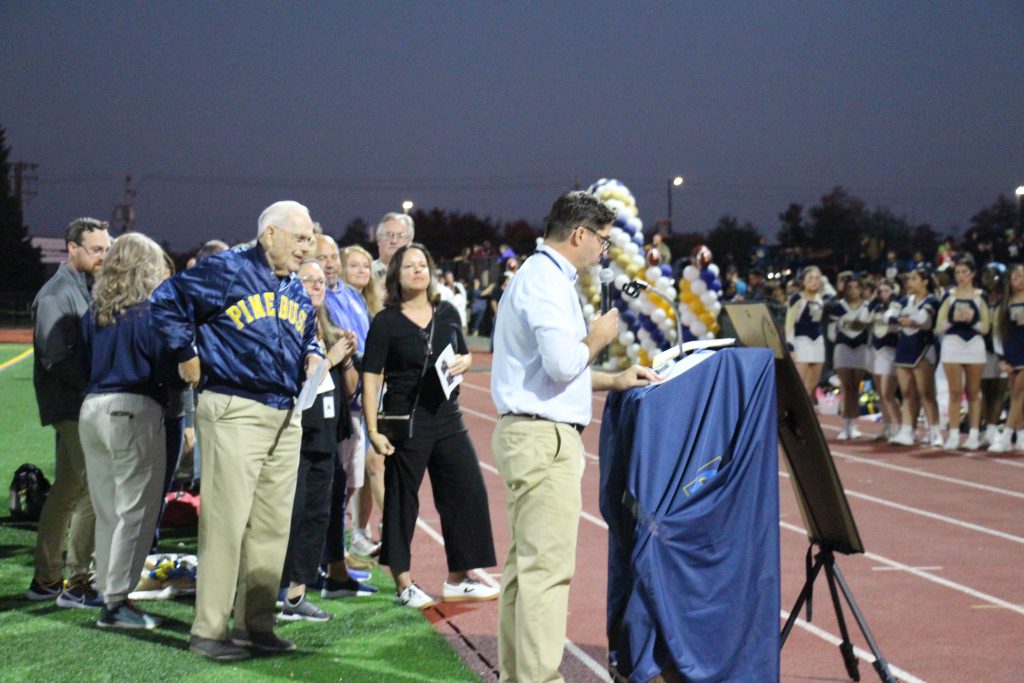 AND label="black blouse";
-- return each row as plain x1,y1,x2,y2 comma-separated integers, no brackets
363,301,468,415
